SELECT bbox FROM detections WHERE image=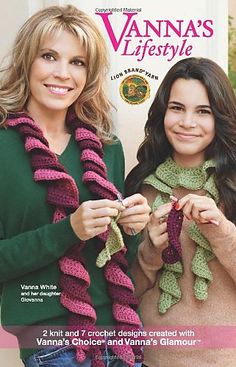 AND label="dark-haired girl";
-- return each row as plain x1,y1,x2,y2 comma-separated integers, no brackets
126,57,236,366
